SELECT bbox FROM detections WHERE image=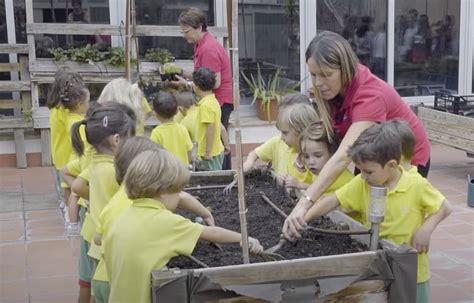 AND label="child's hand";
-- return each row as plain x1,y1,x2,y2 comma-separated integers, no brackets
224,144,231,155
242,237,263,254
283,175,300,189
203,214,215,226
204,153,212,160
412,225,433,253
